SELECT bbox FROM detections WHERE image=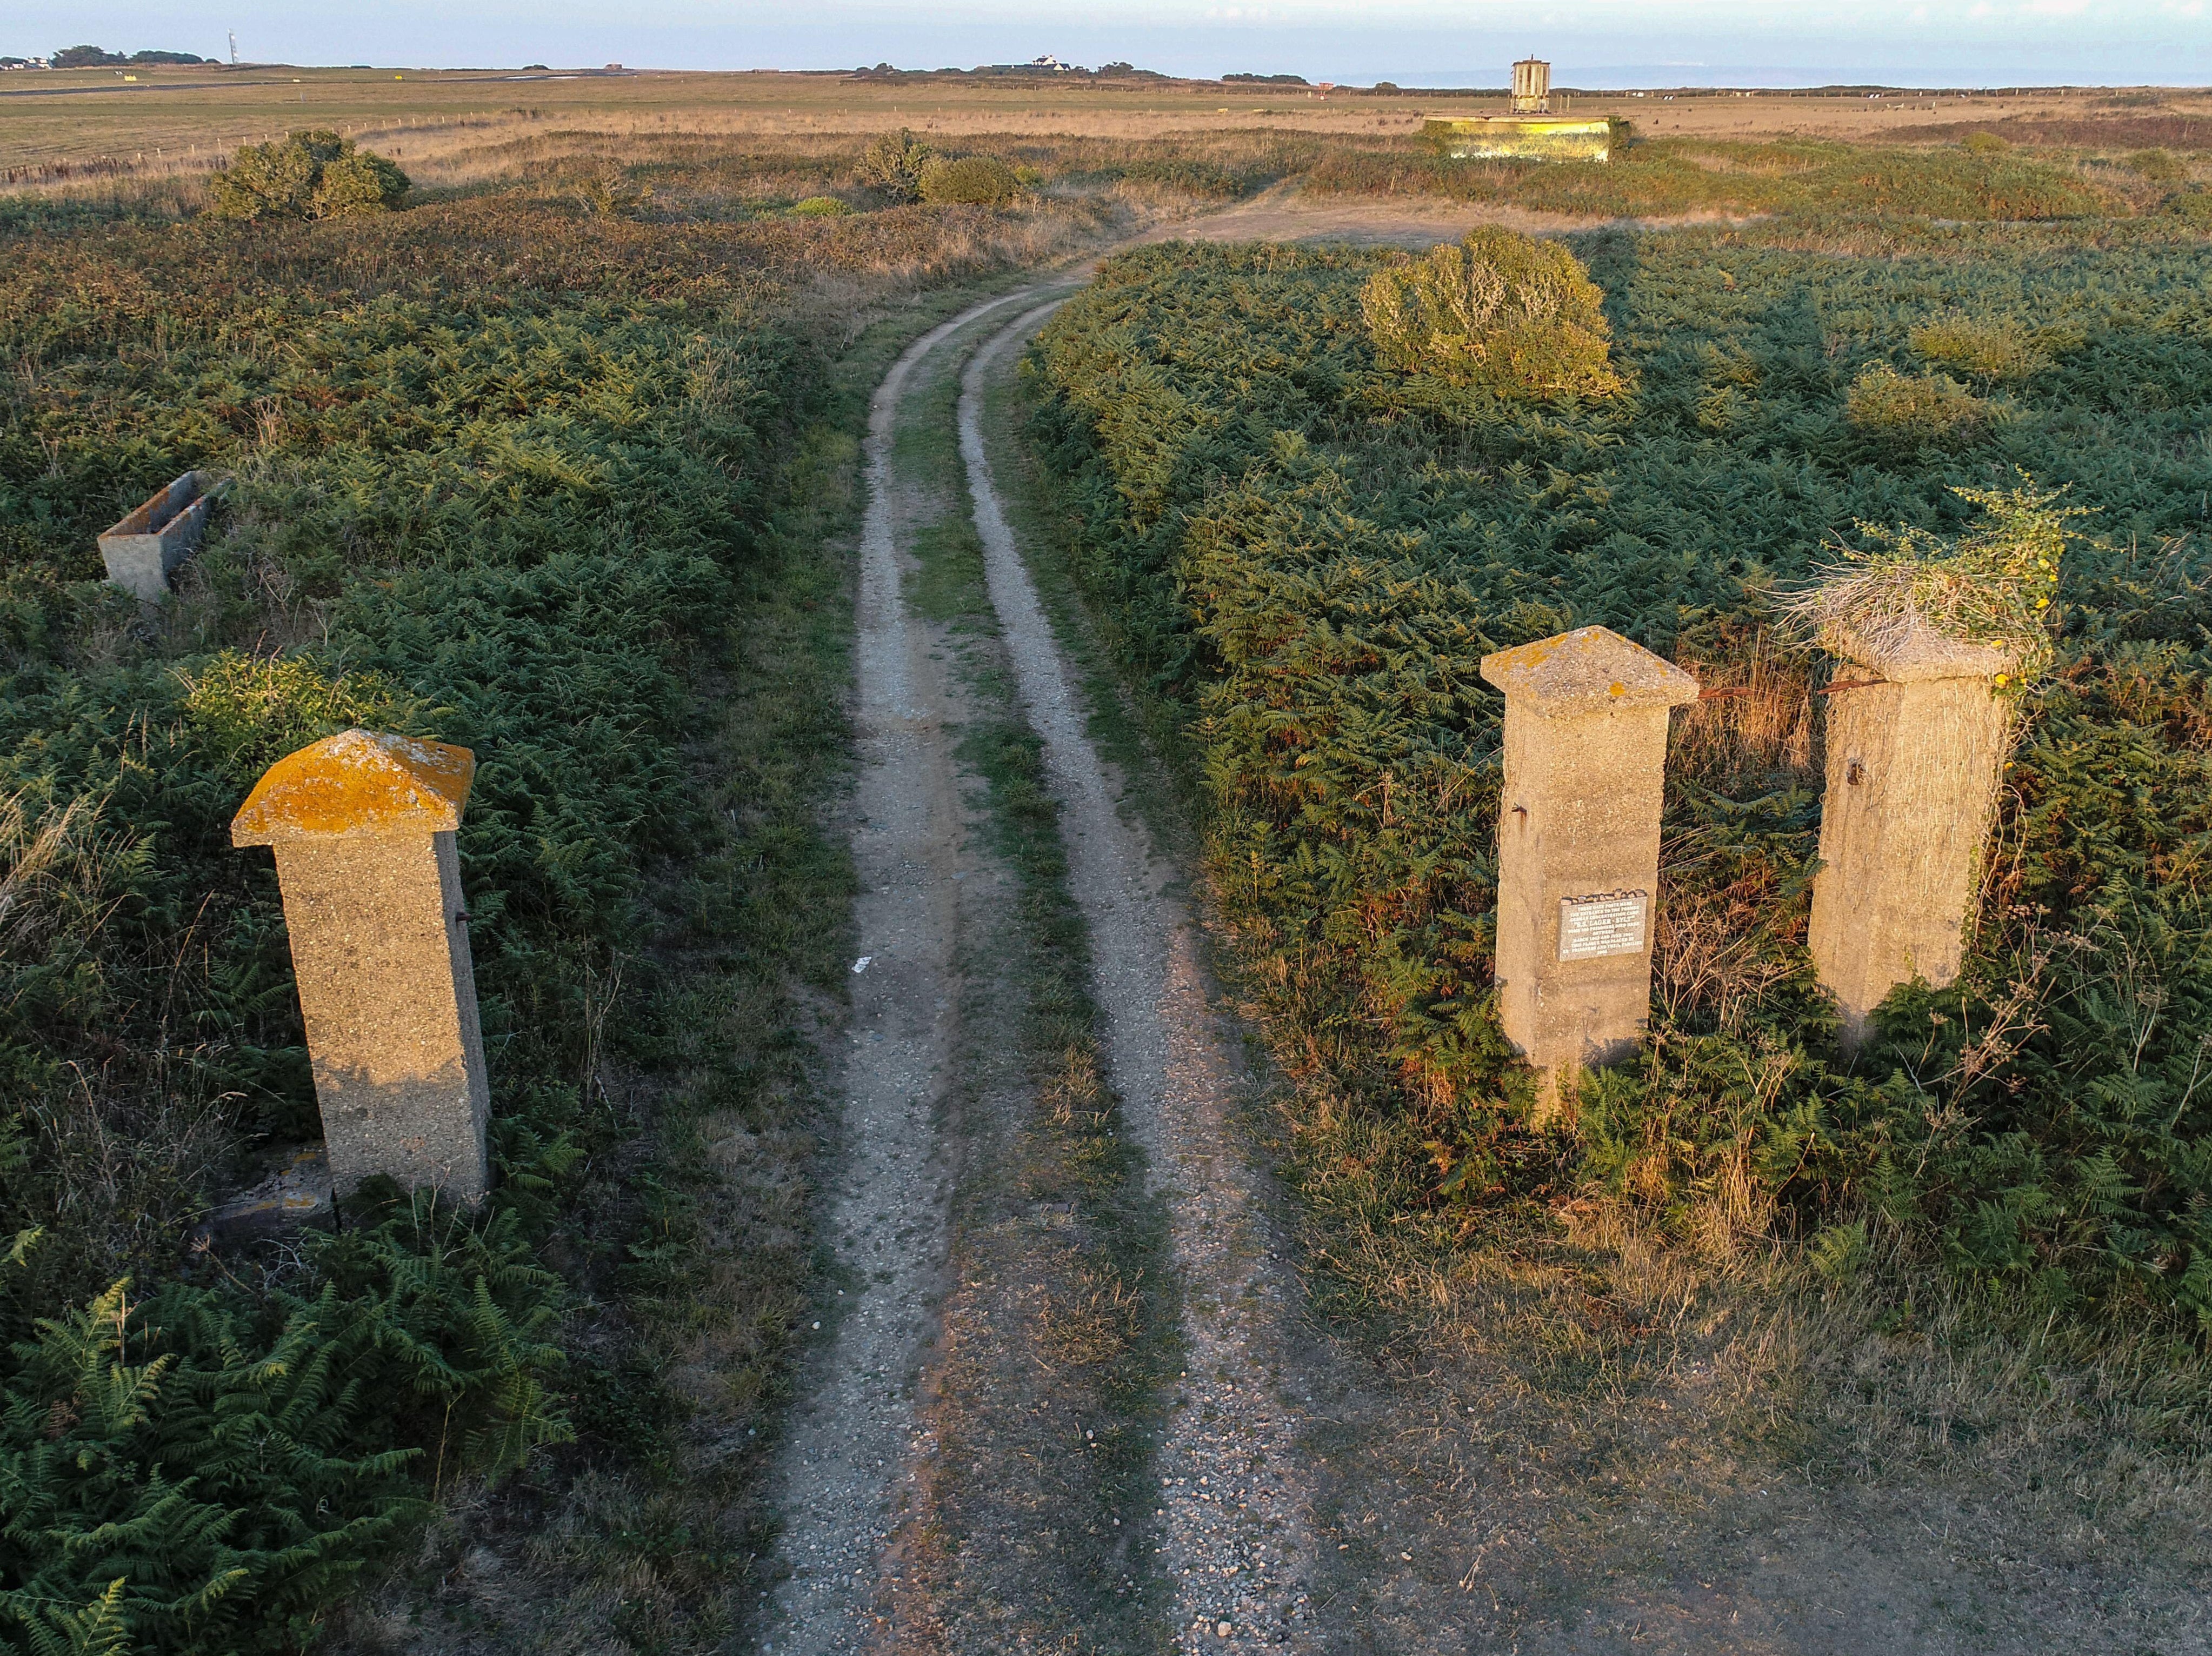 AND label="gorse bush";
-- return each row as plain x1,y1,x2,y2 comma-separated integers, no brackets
1031,228,2212,1325
856,127,934,202
918,155,1023,208
205,131,409,222
1361,228,1624,399
1777,482,2083,684
1908,312,2069,383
